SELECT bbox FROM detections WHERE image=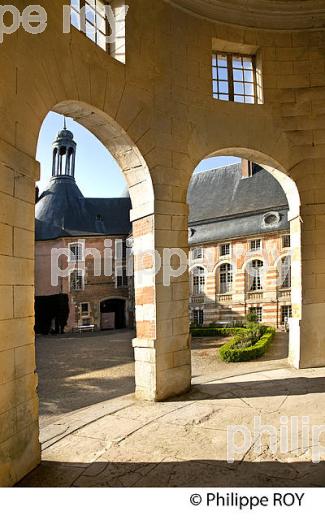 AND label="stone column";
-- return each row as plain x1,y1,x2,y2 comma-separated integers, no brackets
298,201,325,368
132,204,191,401
289,159,325,369
0,140,40,486
288,214,303,367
